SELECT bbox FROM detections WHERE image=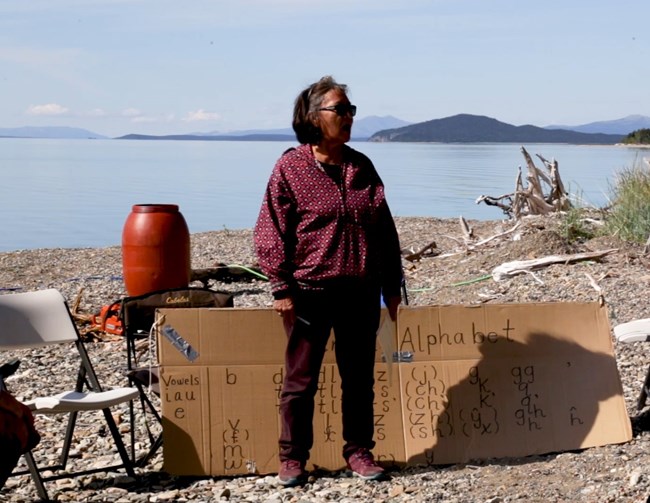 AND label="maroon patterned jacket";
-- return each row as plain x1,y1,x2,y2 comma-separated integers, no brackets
254,143,402,300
